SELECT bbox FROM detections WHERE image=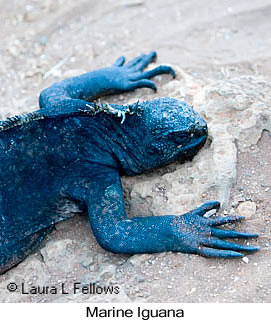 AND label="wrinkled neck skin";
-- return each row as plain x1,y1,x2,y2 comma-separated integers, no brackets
1,97,207,178
103,97,208,176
